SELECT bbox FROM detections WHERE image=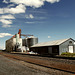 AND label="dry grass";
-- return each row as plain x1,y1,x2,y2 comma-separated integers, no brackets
61,52,75,57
